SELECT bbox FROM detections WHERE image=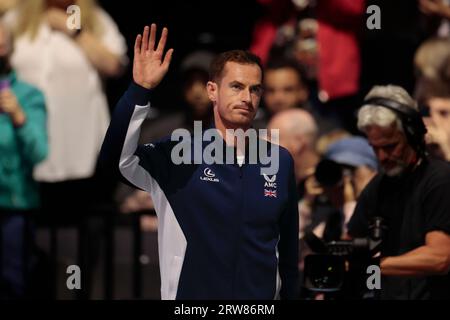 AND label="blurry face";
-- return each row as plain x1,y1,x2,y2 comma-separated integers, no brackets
184,80,210,117
427,98,450,132
366,124,416,177
207,62,263,129
263,68,308,115
0,27,11,57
